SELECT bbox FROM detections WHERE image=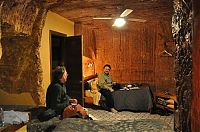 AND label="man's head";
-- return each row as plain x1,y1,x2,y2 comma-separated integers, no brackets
103,64,111,75
53,66,68,83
